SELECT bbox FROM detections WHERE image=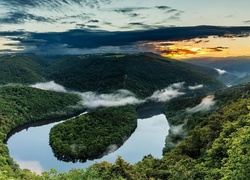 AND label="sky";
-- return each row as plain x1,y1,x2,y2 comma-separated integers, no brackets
0,0,250,58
